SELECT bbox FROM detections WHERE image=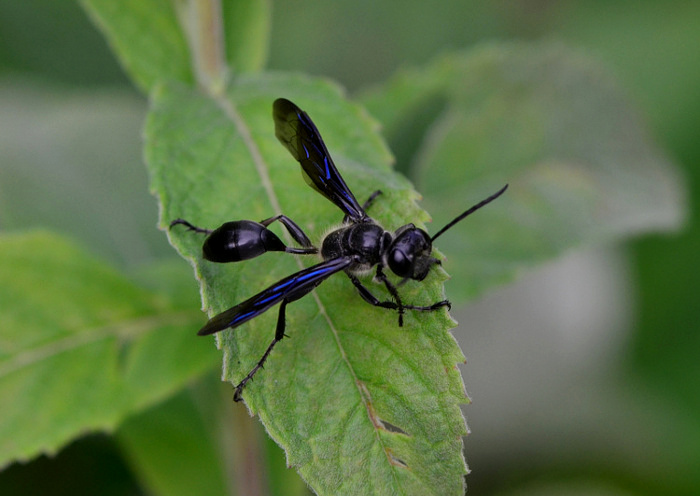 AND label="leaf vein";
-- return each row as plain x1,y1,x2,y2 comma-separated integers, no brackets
0,311,199,378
